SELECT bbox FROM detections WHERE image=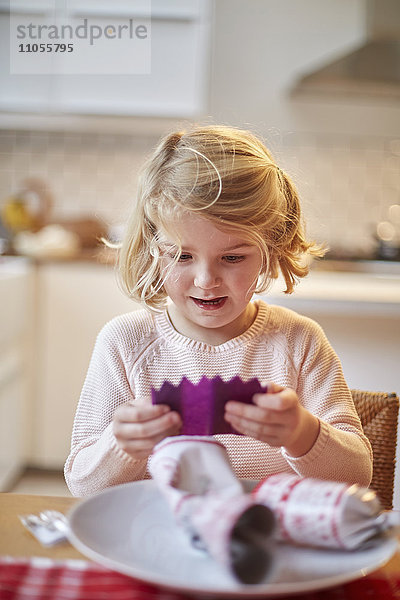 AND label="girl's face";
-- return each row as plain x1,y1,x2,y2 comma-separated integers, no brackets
160,214,263,345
